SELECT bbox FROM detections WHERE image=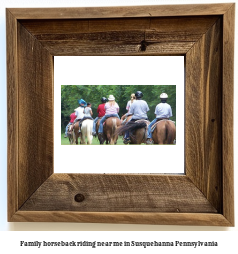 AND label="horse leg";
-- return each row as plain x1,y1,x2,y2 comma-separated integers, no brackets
111,137,115,145
73,123,79,145
112,134,118,145
72,130,76,144
81,131,85,144
158,126,167,144
107,132,113,144
166,122,176,144
157,122,172,144
75,133,79,145
99,134,105,144
132,129,141,144
87,128,93,145
108,128,114,144
87,131,90,144
139,128,147,144
111,118,119,145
